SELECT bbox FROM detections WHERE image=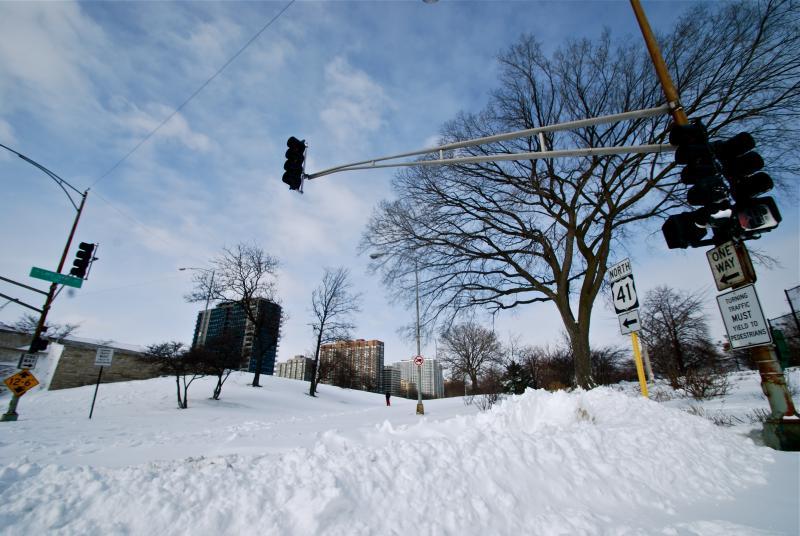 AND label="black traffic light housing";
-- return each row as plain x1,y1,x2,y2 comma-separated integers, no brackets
70,242,96,279
282,136,306,192
663,121,780,249
31,335,49,352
